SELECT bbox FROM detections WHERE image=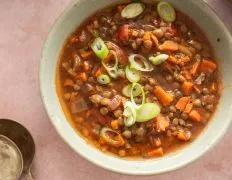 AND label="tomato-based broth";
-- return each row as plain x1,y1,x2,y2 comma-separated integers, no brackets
57,1,221,158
